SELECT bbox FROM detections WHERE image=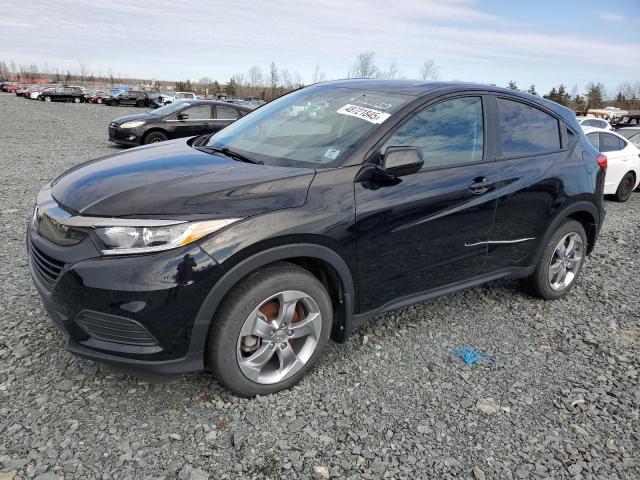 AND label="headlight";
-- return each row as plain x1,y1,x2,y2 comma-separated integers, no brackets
94,219,239,255
120,120,146,128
